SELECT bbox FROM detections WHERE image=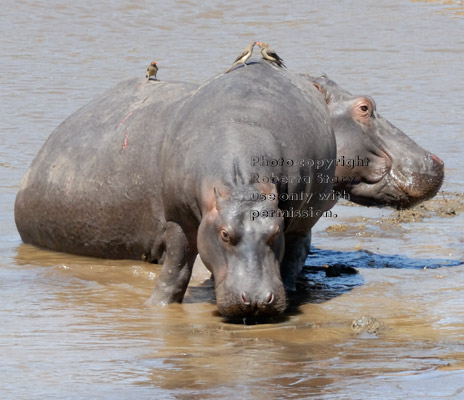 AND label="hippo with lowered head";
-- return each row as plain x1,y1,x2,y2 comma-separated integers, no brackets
15,61,335,319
